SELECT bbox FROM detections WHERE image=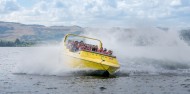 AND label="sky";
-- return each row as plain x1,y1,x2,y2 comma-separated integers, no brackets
0,0,190,27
